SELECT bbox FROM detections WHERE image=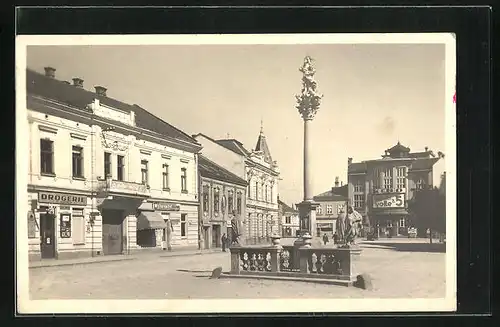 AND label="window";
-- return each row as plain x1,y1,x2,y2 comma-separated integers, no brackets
316,206,323,215
72,208,85,245
214,188,220,213
399,218,406,228
354,180,364,193
248,183,251,199
416,178,426,190
396,167,407,189
326,205,333,215
383,167,393,190
104,152,111,177
203,185,209,213
228,190,234,213
162,164,170,190
373,168,380,189
181,168,187,192
255,182,258,200
141,160,148,185
72,146,84,178
285,216,291,224
117,155,125,181
270,185,273,203
265,185,268,202
237,192,242,214
354,194,365,209
180,214,187,237
40,139,54,175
